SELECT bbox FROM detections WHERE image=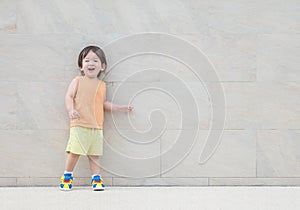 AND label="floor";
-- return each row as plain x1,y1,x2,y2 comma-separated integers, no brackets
1,186,299,210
